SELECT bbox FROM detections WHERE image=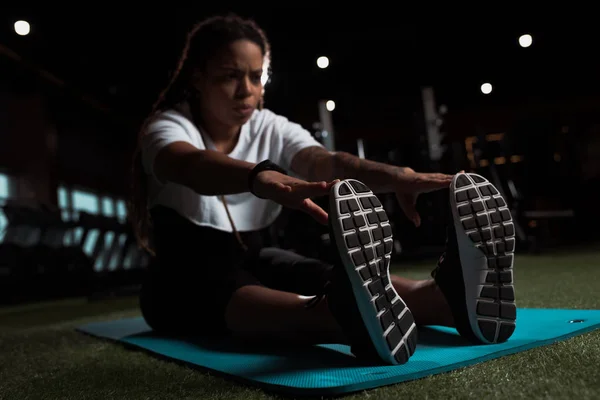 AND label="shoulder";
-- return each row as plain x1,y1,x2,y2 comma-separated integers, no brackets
247,107,283,128
144,103,197,136
246,108,306,136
